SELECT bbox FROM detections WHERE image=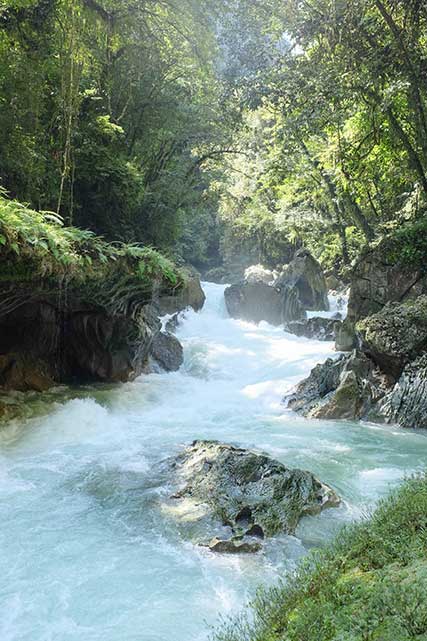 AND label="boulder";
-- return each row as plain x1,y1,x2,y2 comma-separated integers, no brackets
285,317,342,342
224,281,287,325
286,351,390,420
275,249,329,312
244,264,275,285
376,355,427,429
224,249,329,326
206,536,262,554
356,296,427,378
165,440,340,547
149,331,183,372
